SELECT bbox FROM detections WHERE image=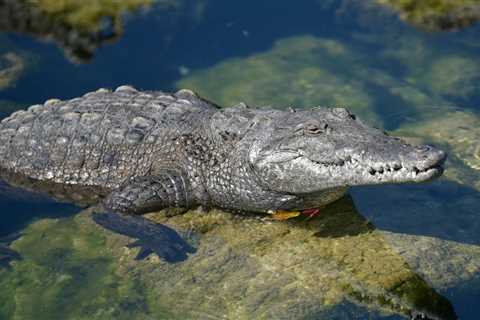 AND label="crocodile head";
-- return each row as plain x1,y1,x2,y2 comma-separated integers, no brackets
247,107,446,194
